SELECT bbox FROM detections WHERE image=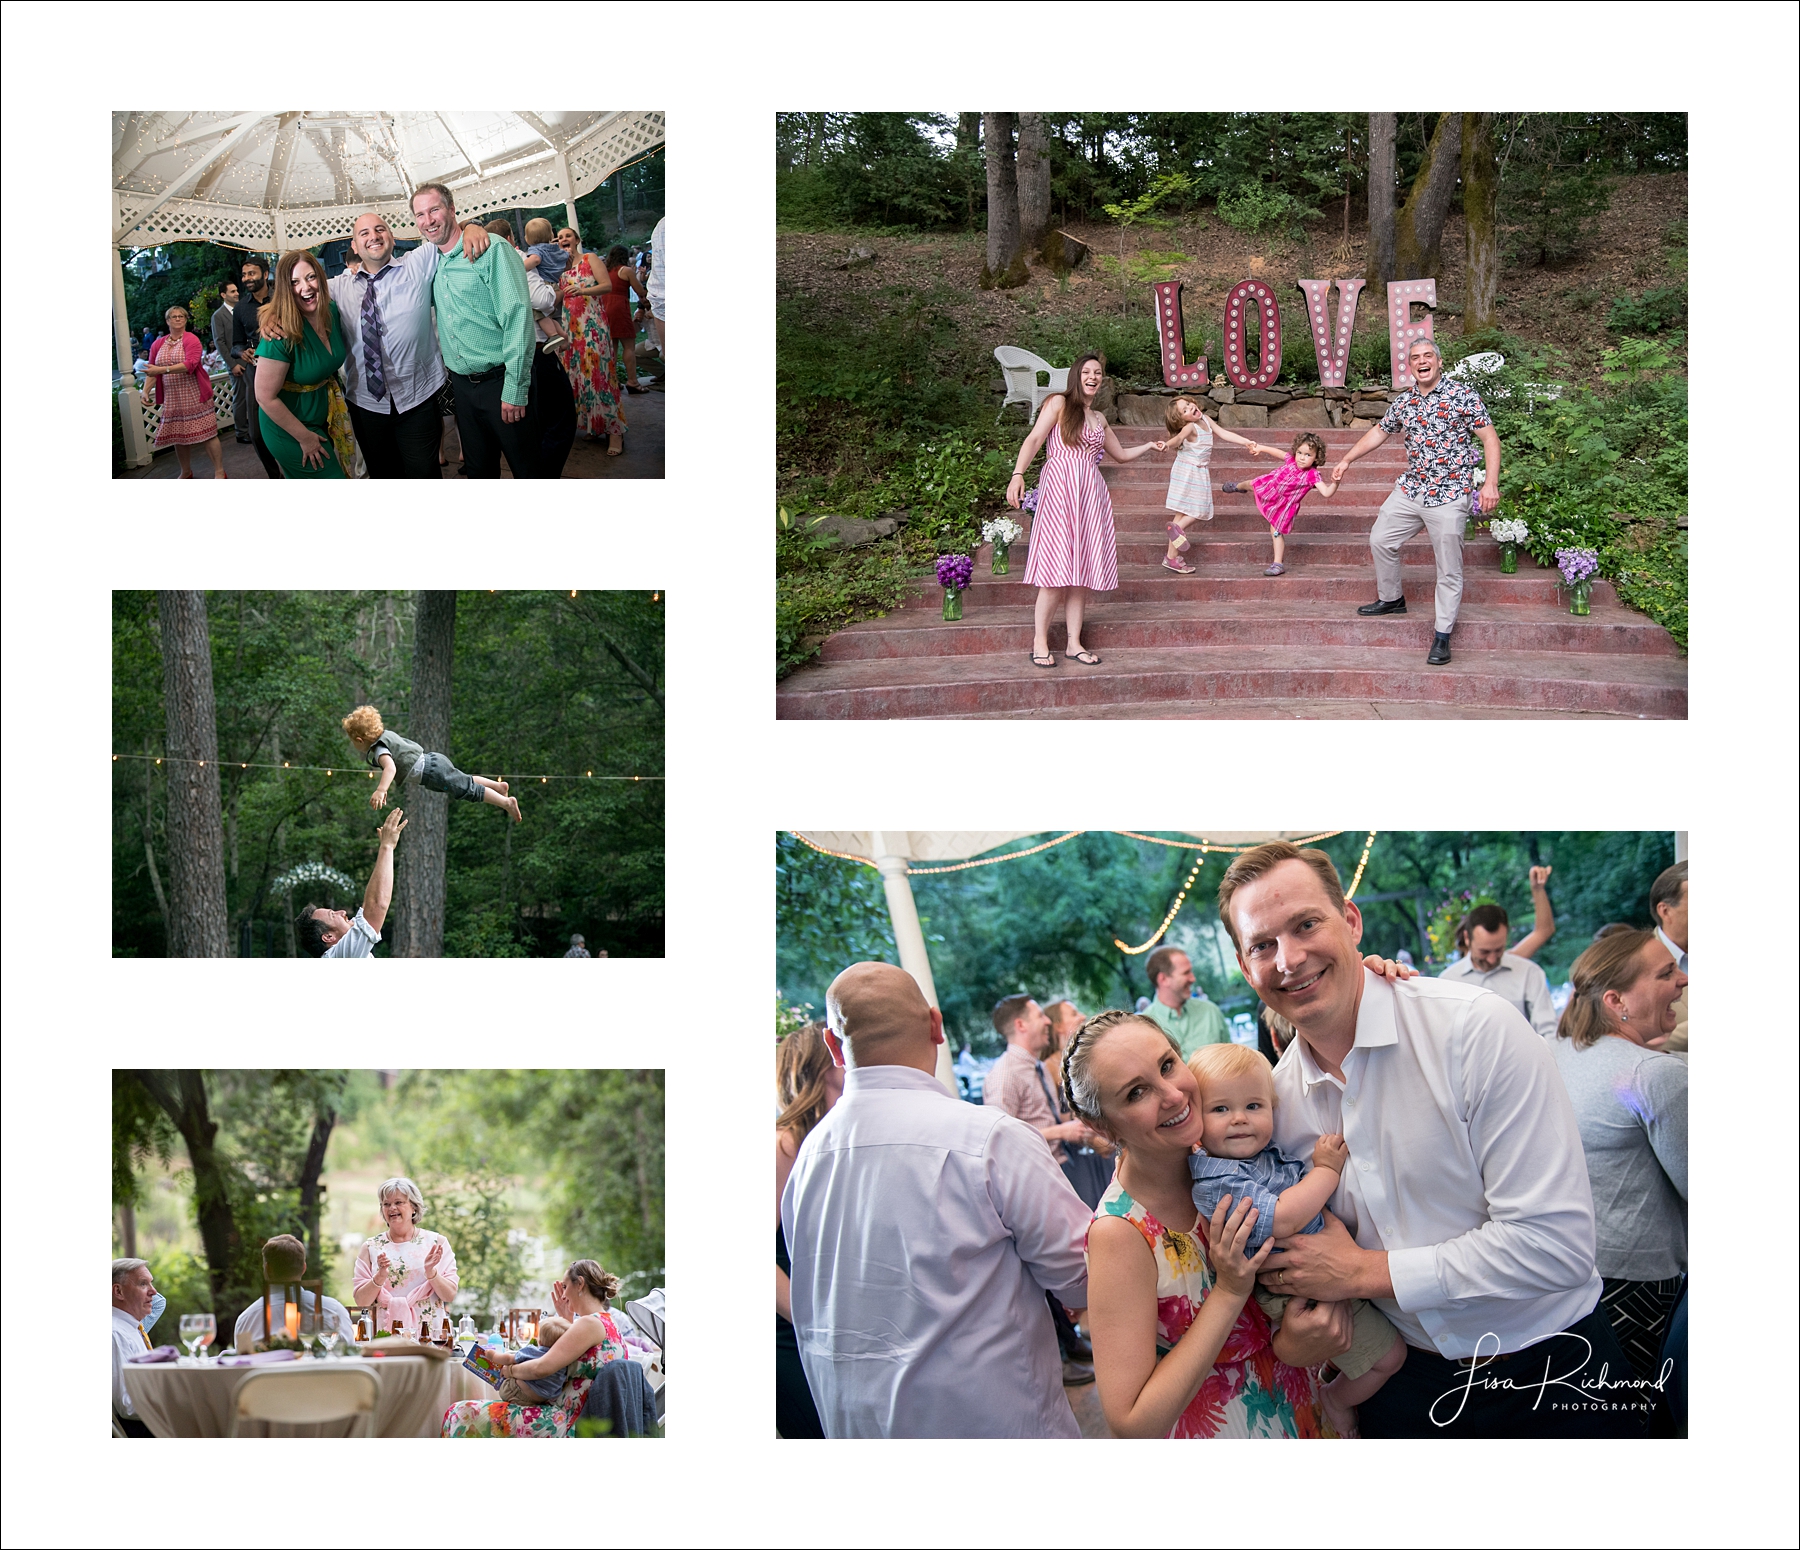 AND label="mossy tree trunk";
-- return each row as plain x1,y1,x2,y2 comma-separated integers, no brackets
1365,112,1397,288
981,113,1027,288
157,590,231,957
1461,112,1500,334
1394,113,1464,281
389,590,455,958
